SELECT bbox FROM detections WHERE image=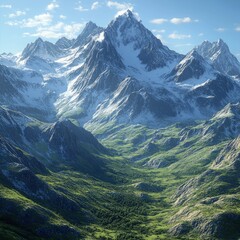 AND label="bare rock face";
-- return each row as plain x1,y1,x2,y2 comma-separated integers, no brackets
169,212,240,239
196,39,240,77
